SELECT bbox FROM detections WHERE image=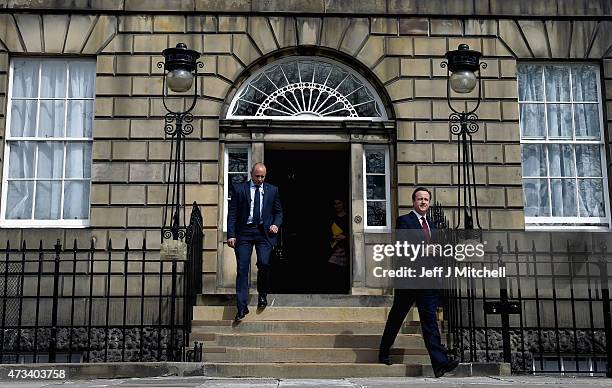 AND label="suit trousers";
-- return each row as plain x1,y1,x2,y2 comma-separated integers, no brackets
234,225,272,310
379,289,448,367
